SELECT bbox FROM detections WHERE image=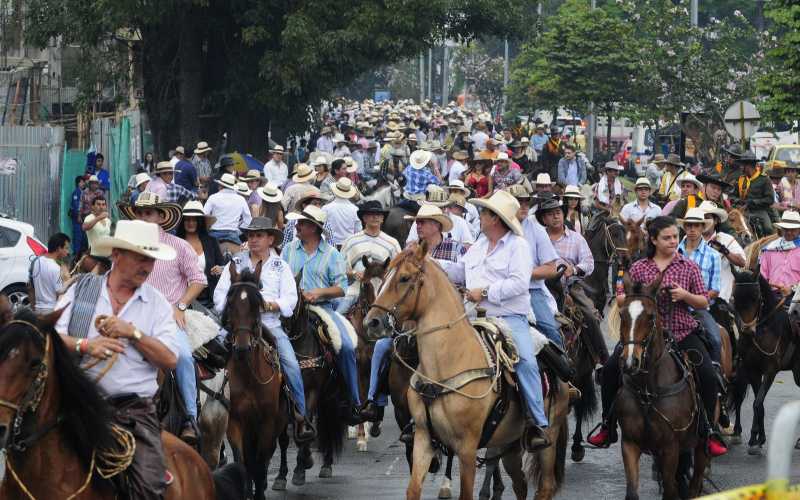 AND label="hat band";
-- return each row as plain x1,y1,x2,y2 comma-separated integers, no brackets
138,244,160,251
